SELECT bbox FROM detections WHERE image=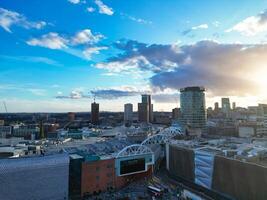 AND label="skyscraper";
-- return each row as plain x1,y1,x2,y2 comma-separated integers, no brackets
138,102,149,123
214,102,219,112
221,98,231,115
138,94,153,123
91,102,99,125
180,86,206,131
124,103,133,126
